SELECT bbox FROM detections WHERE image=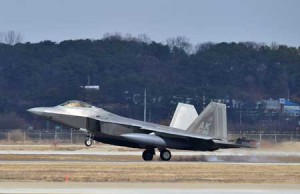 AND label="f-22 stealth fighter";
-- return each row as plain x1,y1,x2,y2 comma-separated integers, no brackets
28,100,252,161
